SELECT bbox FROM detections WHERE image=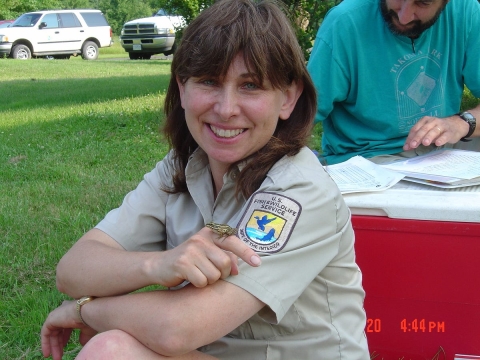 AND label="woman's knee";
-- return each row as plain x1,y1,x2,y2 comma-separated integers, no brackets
76,329,138,359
